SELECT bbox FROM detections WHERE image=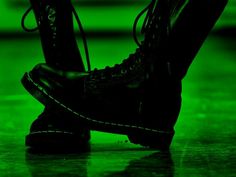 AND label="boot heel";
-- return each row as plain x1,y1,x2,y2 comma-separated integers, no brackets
128,131,174,150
